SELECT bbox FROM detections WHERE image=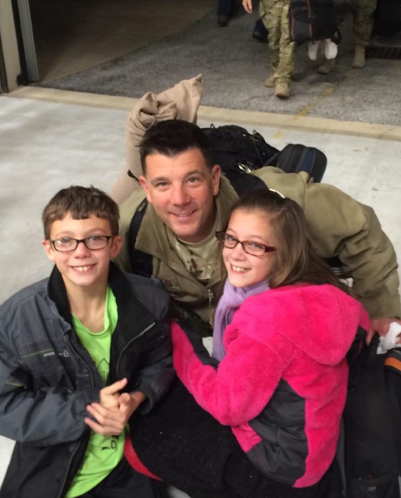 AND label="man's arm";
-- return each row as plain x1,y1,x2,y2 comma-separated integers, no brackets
255,167,401,321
